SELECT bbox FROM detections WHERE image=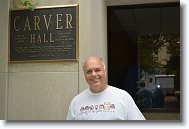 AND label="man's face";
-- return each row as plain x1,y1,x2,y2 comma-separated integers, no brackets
83,57,107,93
